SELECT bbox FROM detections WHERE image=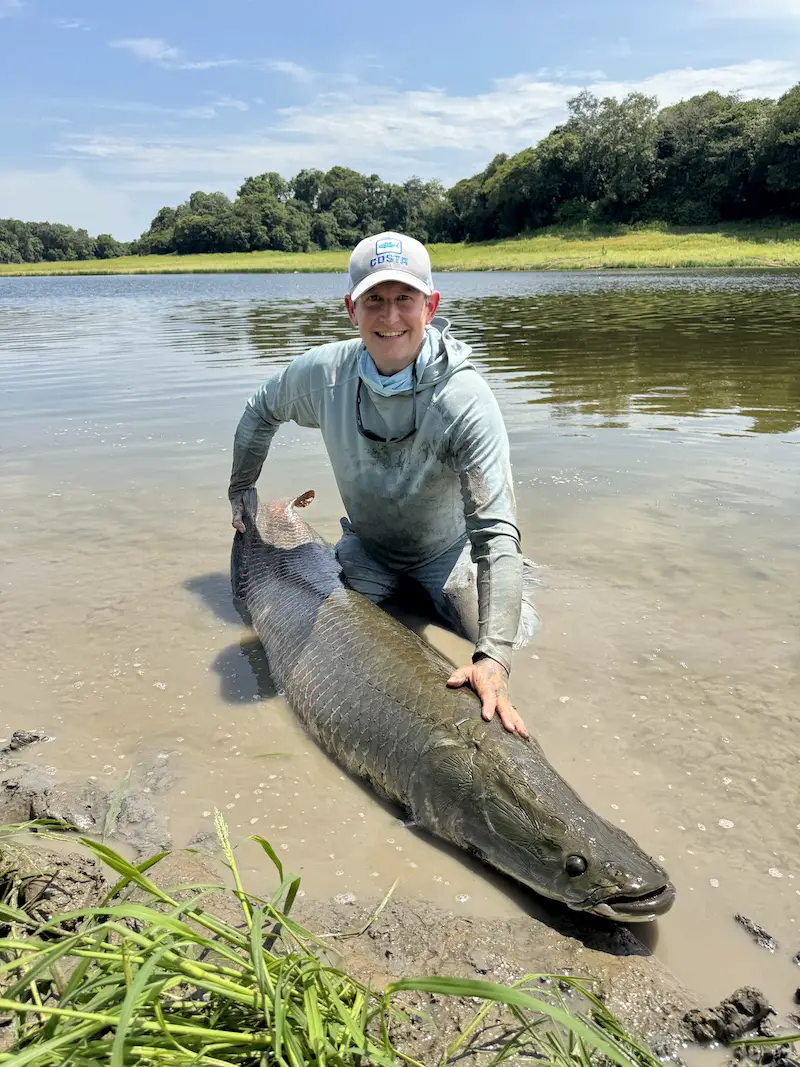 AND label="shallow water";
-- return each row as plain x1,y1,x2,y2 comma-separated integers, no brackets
1,270,798,1014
